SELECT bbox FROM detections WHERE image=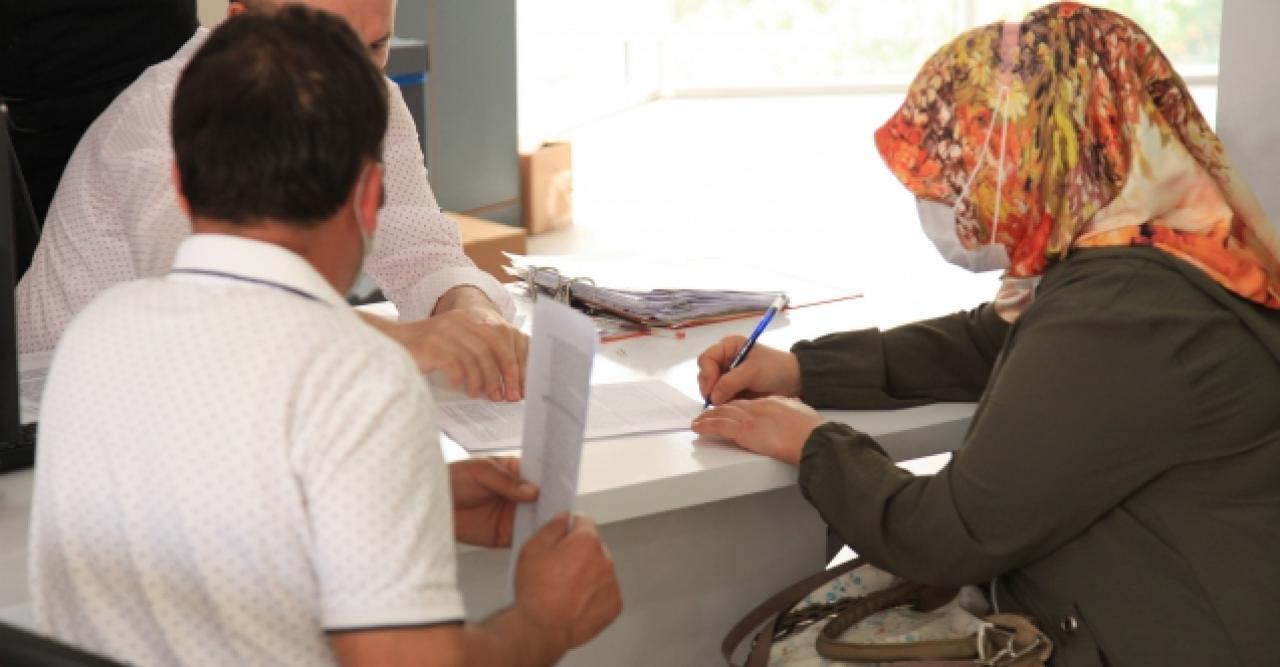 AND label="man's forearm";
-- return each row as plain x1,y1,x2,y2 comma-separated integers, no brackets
354,284,498,334
433,284,499,317
462,605,566,667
